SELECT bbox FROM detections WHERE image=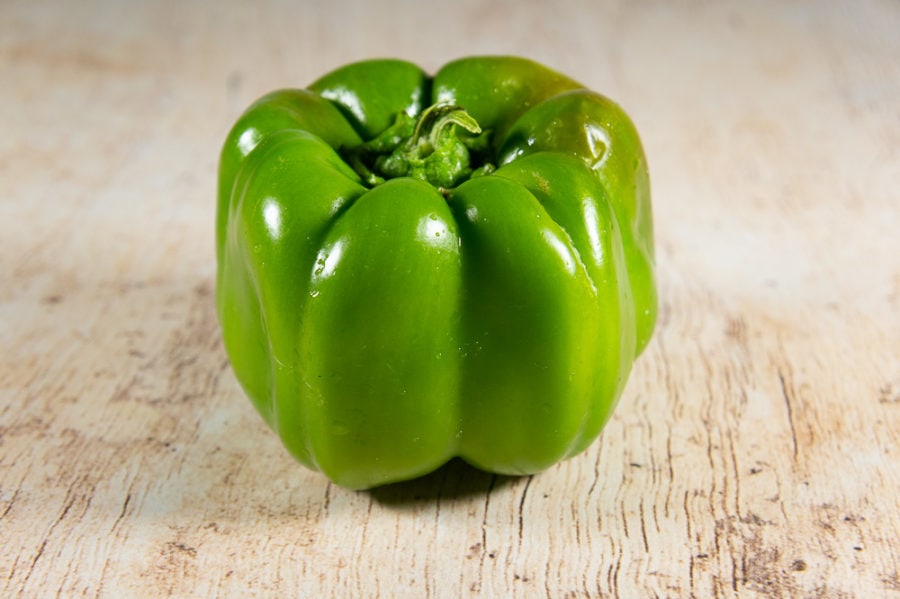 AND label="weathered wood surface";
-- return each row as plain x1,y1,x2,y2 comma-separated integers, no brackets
2,1,898,596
